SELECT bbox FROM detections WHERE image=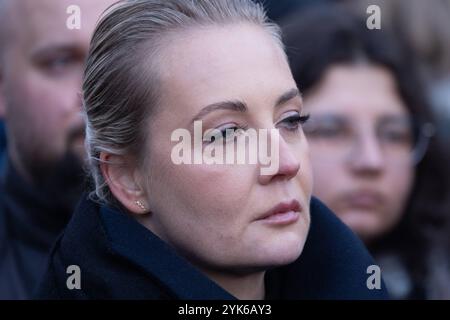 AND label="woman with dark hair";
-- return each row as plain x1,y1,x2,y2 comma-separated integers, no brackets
282,4,450,299
35,0,388,300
